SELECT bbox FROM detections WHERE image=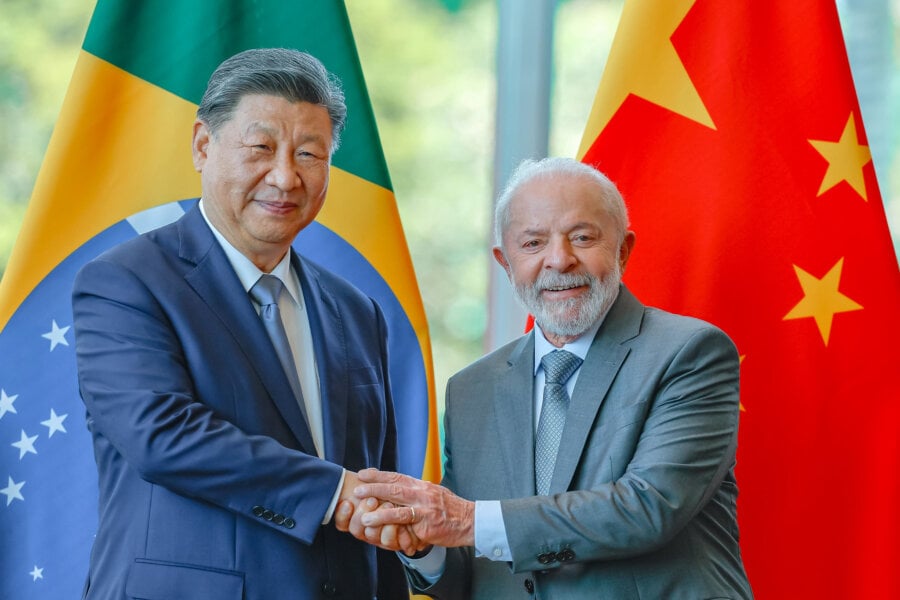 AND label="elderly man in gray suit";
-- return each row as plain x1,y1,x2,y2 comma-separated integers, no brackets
337,157,753,599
